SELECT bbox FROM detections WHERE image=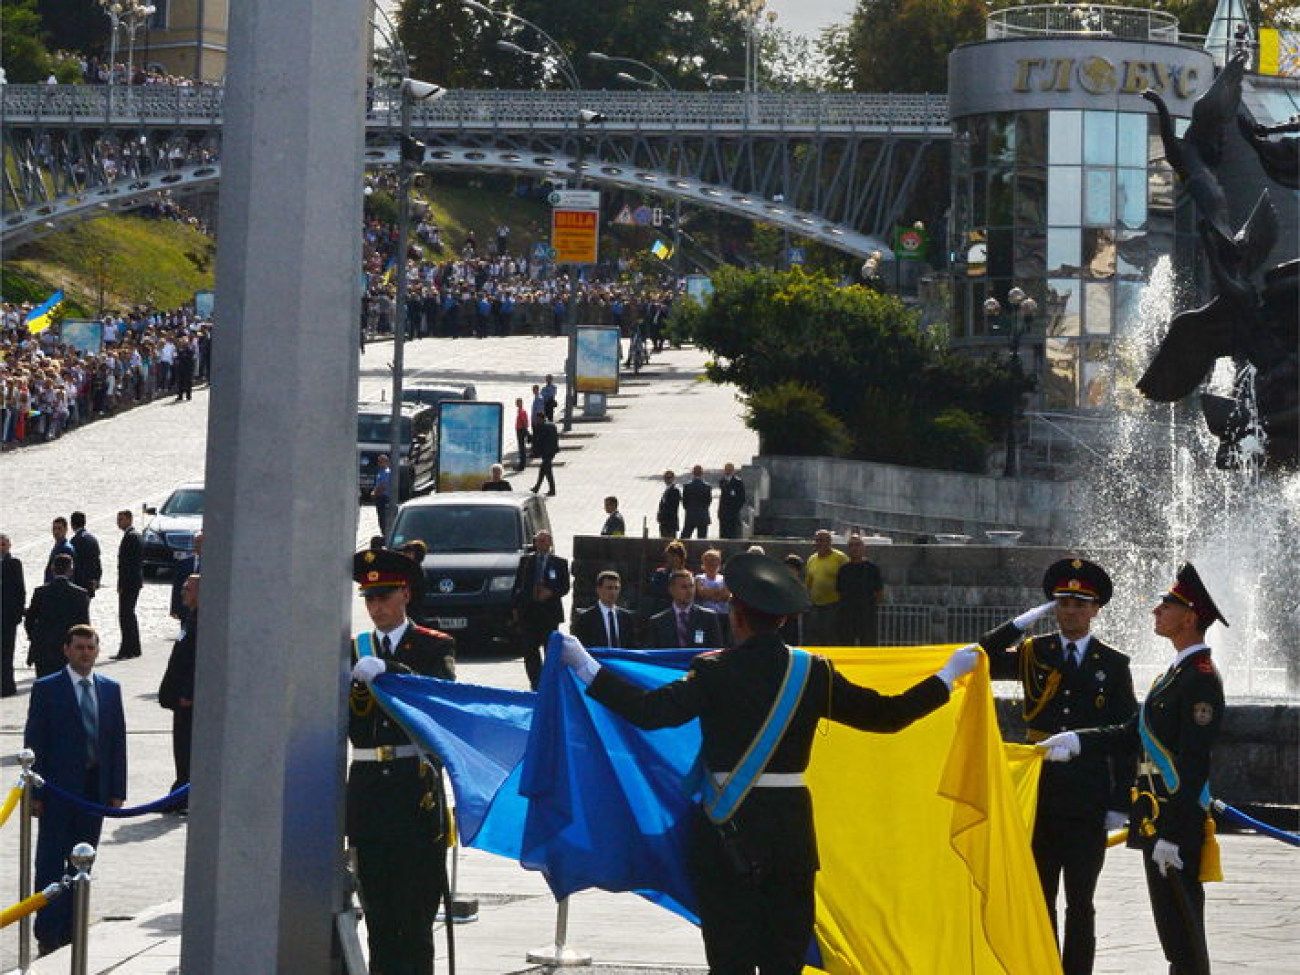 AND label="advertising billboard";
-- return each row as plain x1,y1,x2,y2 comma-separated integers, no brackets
436,401,504,492
575,326,621,395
